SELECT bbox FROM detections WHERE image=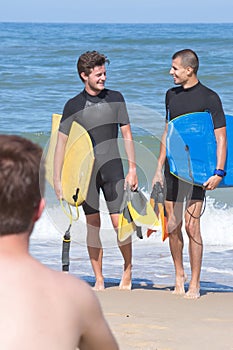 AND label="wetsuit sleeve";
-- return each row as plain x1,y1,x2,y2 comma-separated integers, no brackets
113,91,130,126
59,93,86,135
207,92,226,129
118,103,130,126
165,90,172,122
58,101,75,136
